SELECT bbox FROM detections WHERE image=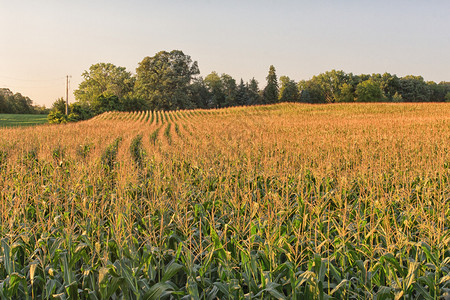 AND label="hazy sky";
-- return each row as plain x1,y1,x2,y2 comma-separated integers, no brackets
1,0,449,107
